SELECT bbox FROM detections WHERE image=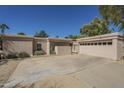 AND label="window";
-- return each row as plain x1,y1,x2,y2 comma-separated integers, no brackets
80,43,84,45
98,42,102,45
80,43,83,45
84,43,87,45
88,43,90,45
103,42,106,45
0,41,2,50
80,41,113,46
108,42,112,45
91,43,93,45
94,43,97,45
36,43,42,51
